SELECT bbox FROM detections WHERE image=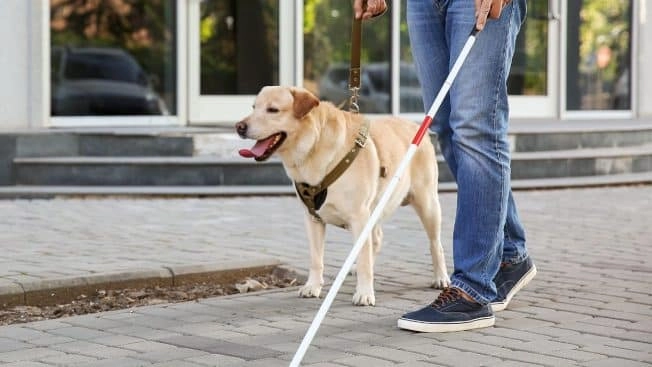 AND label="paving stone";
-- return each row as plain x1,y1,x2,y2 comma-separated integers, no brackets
48,326,114,340
92,335,145,347
134,345,207,363
580,357,652,367
499,350,577,366
50,340,137,359
75,357,153,367
0,327,48,341
27,335,76,347
580,345,652,362
331,355,397,367
38,352,100,365
0,338,31,353
0,347,64,363
0,362,54,367
105,325,181,340
422,351,503,367
149,361,206,367
184,353,247,367
157,335,282,361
